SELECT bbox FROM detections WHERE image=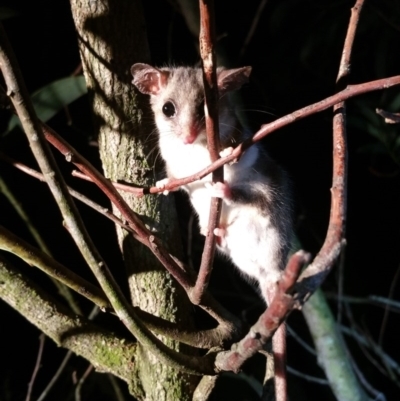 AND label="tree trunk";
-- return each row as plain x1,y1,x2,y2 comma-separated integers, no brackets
69,1,199,399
